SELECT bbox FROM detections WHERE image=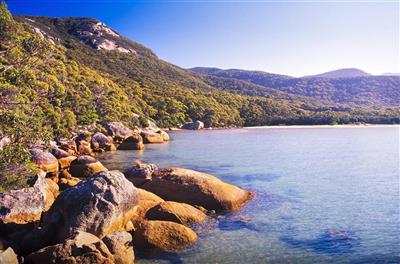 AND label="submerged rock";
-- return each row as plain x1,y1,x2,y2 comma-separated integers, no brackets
146,201,207,226
30,148,58,176
44,170,139,241
133,220,197,253
25,231,114,264
140,168,253,212
69,155,107,178
181,121,204,130
103,231,134,264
